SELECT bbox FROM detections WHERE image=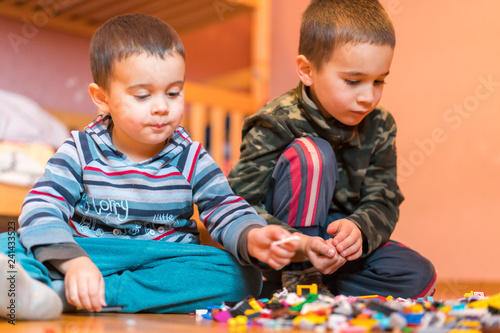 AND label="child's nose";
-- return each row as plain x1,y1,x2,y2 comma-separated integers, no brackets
151,96,169,115
358,85,375,105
